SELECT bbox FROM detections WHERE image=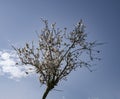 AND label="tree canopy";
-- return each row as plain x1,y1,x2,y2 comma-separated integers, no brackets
12,19,101,99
